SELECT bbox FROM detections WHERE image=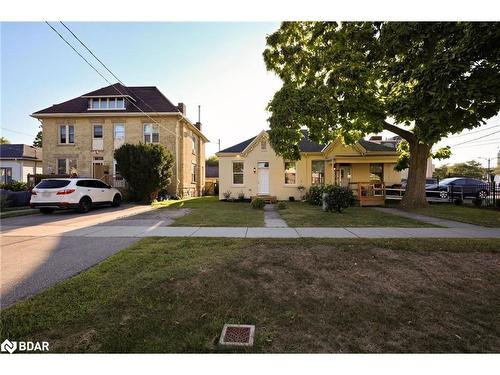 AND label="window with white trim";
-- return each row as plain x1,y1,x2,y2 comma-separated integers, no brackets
114,123,125,139
232,161,244,185
1,167,12,184
59,125,74,144
284,161,297,185
192,134,197,154
143,123,159,143
89,97,125,110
